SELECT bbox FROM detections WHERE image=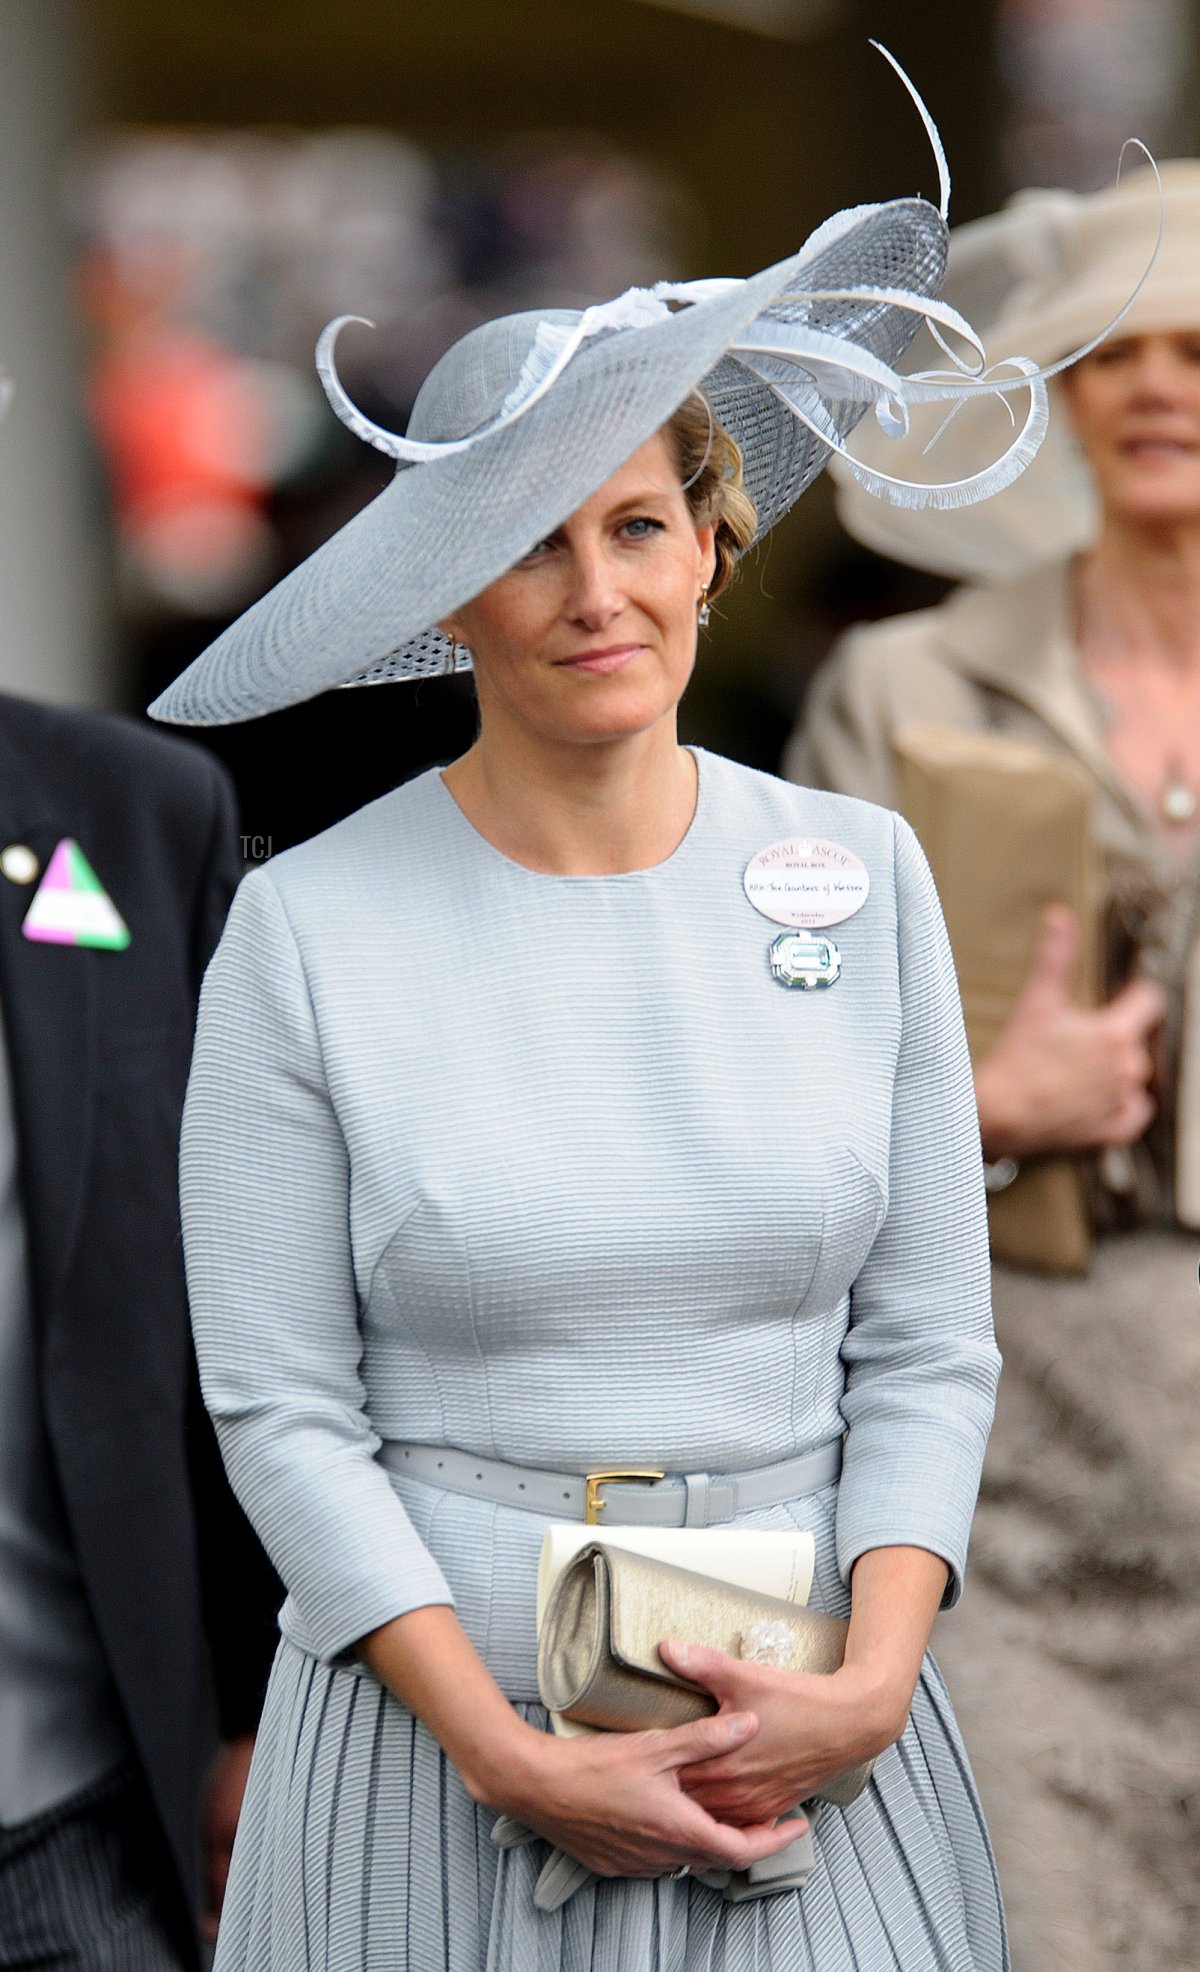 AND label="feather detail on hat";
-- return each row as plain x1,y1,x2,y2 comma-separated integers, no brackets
834,151,1188,581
